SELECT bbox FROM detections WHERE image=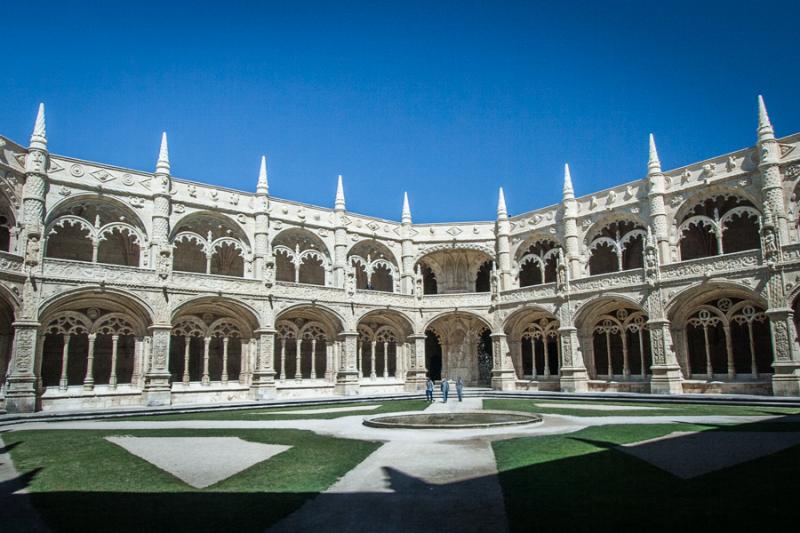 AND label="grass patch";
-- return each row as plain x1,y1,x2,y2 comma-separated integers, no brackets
484,398,800,417
492,417,800,532
4,427,379,531
119,398,429,421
